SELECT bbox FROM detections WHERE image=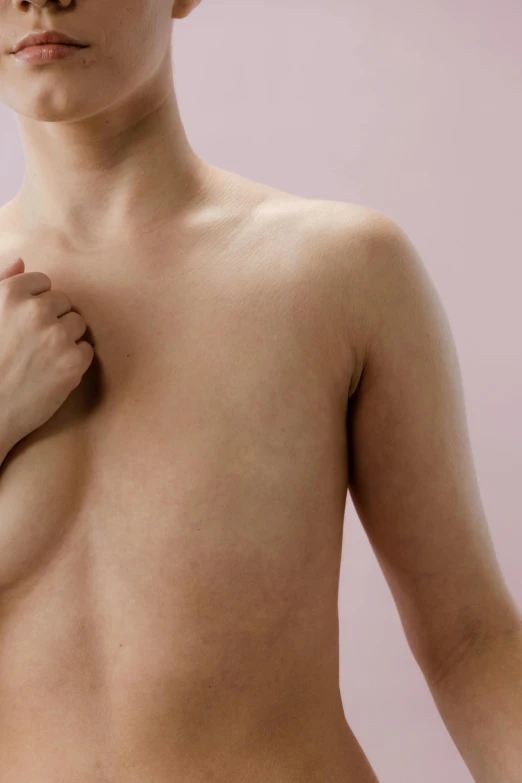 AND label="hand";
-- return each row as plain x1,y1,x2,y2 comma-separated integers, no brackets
0,257,95,450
